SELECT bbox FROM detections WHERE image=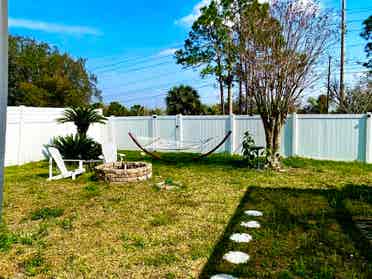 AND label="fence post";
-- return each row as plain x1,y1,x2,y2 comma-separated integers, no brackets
96,109,104,143
176,114,183,149
366,112,372,163
151,115,157,150
229,114,236,154
108,116,116,145
17,105,25,165
291,112,298,157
